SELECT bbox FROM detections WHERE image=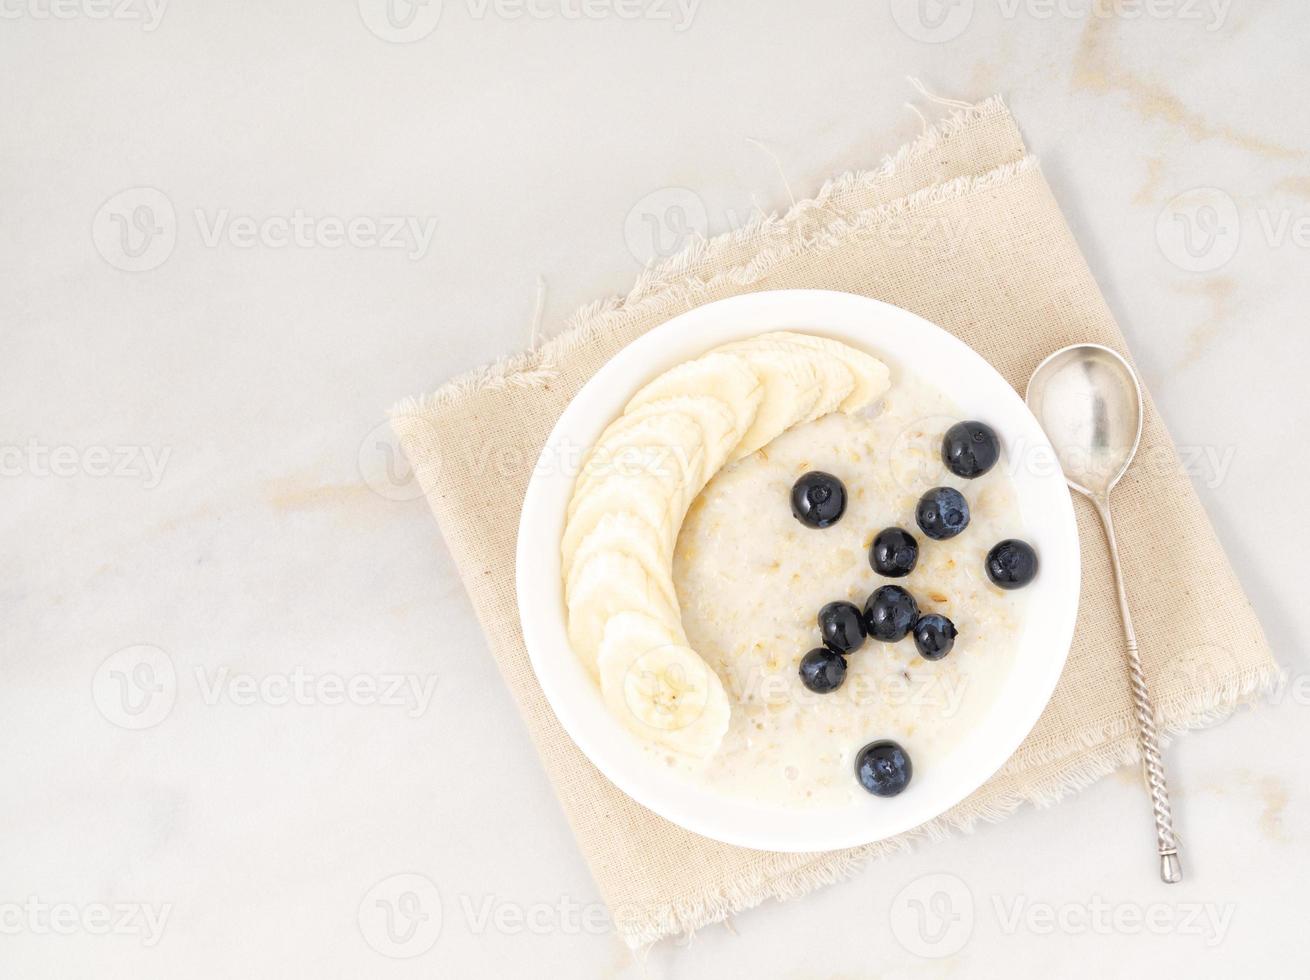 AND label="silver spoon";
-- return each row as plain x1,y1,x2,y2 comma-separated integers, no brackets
1026,343,1183,884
